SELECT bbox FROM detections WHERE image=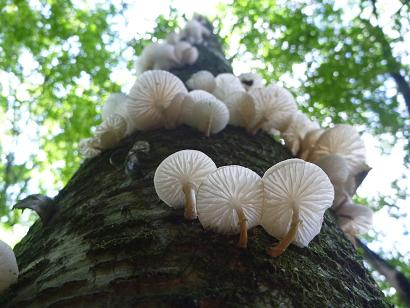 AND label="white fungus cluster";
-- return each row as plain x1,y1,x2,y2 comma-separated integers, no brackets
135,16,210,75
154,150,334,255
0,239,19,294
